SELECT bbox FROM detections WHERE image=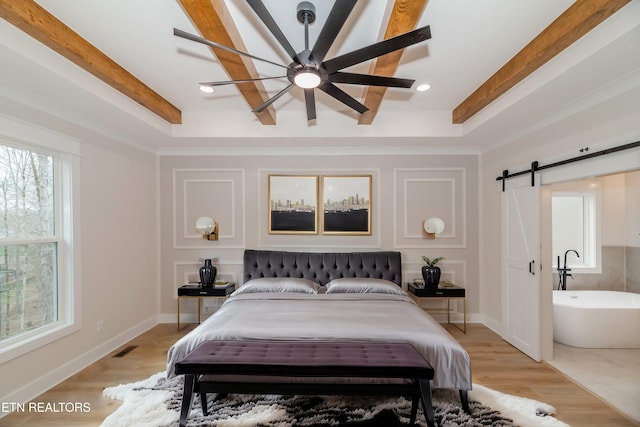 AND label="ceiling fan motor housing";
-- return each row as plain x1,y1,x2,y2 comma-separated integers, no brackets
297,2,316,24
